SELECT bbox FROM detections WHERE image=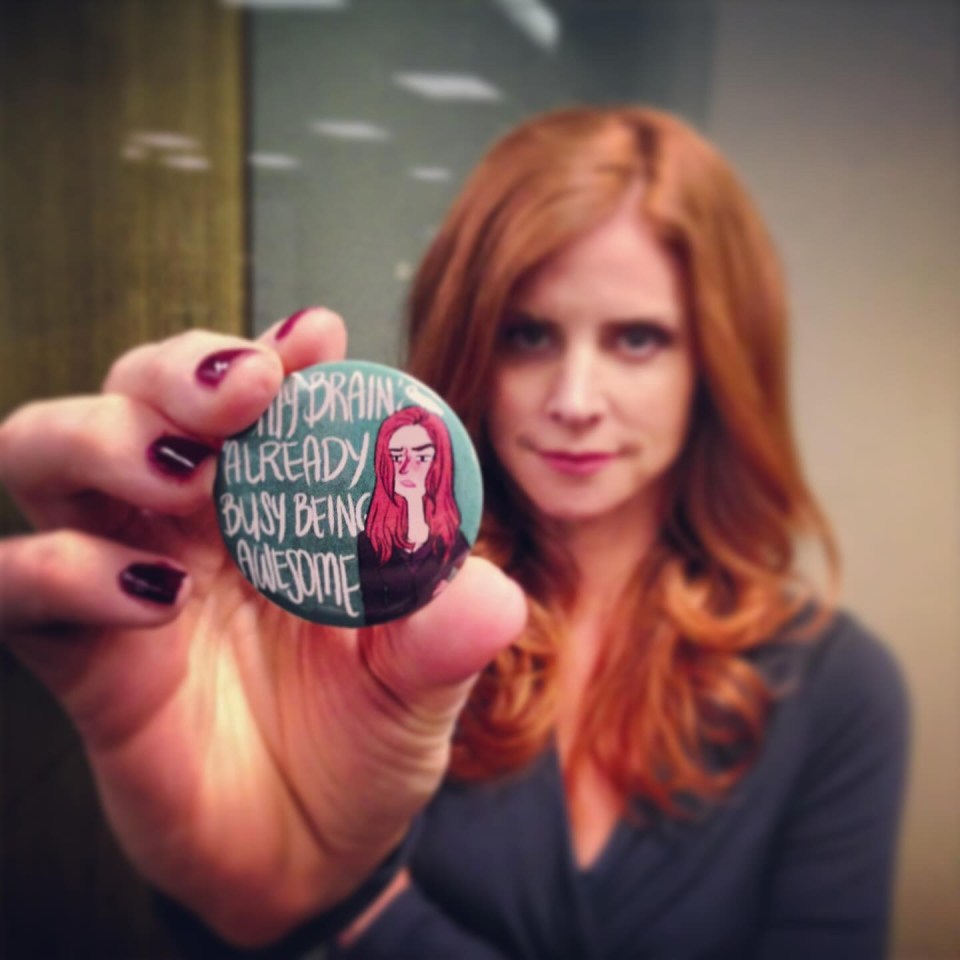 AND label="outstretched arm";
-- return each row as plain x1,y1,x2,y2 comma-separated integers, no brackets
0,308,526,948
